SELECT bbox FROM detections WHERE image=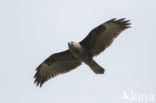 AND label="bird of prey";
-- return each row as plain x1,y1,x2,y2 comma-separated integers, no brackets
34,18,131,87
